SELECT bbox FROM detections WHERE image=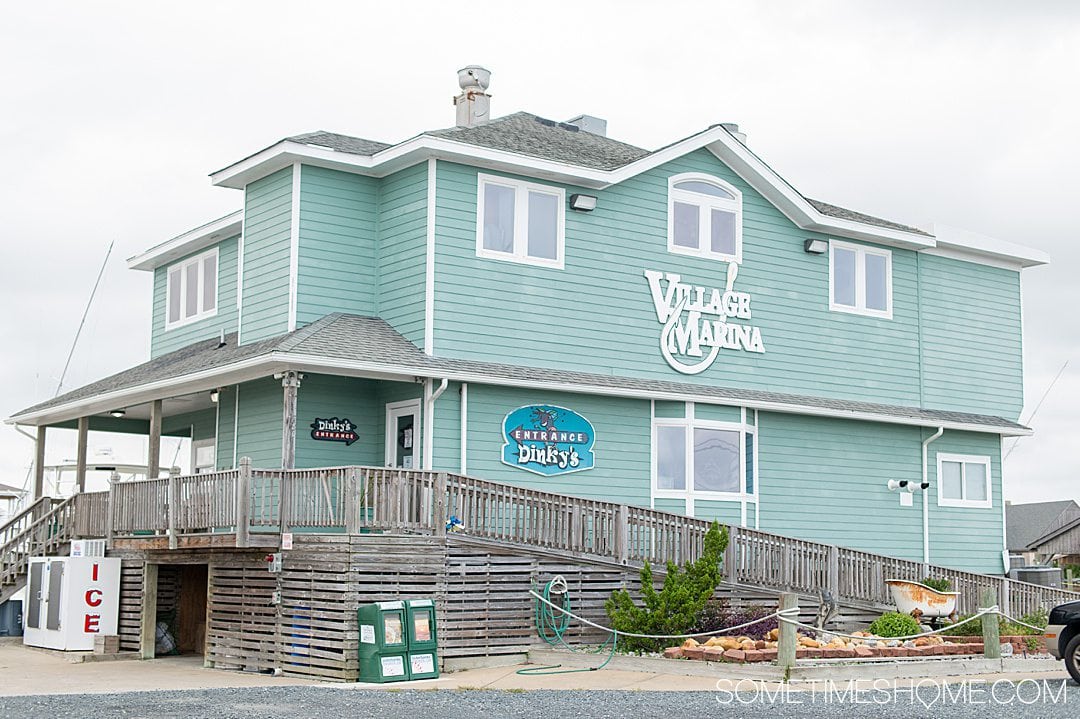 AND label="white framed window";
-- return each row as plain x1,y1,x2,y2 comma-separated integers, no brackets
166,248,218,329
937,453,992,508
829,240,892,319
476,173,565,269
653,416,756,499
667,173,743,263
